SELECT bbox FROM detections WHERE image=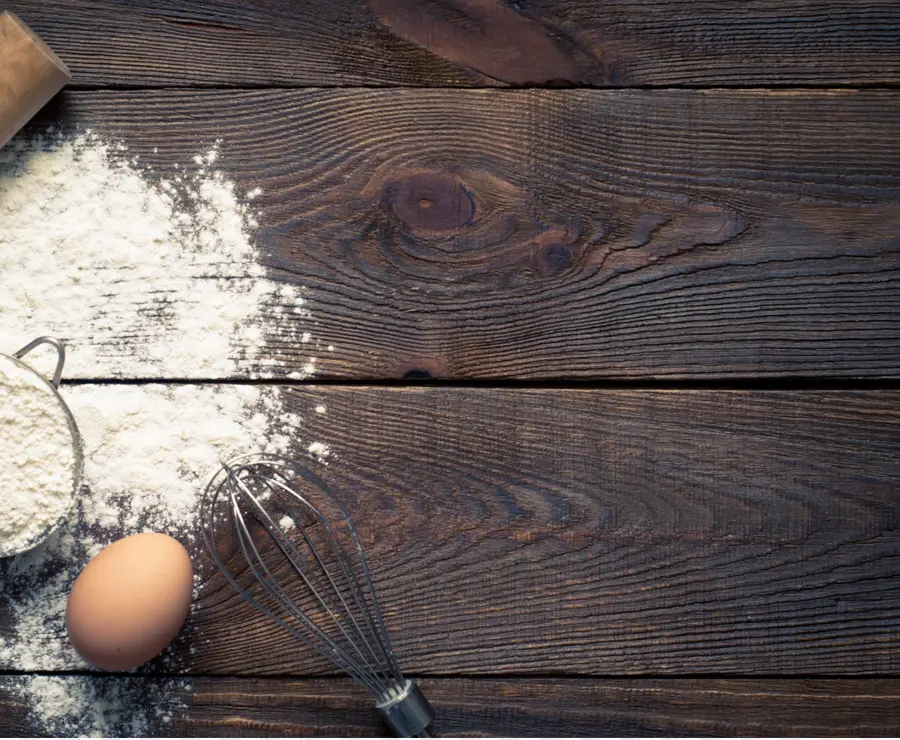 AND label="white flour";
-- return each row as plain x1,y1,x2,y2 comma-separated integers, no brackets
2,676,188,737
307,440,332,463
0,355,76,556
0,130,333,736
0,130,316,380
0,383,309,671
